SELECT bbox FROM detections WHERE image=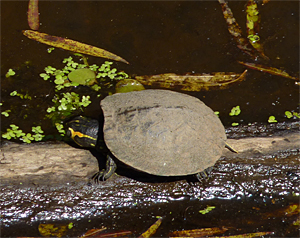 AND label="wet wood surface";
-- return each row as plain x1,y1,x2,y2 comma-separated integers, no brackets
1,131,299,186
